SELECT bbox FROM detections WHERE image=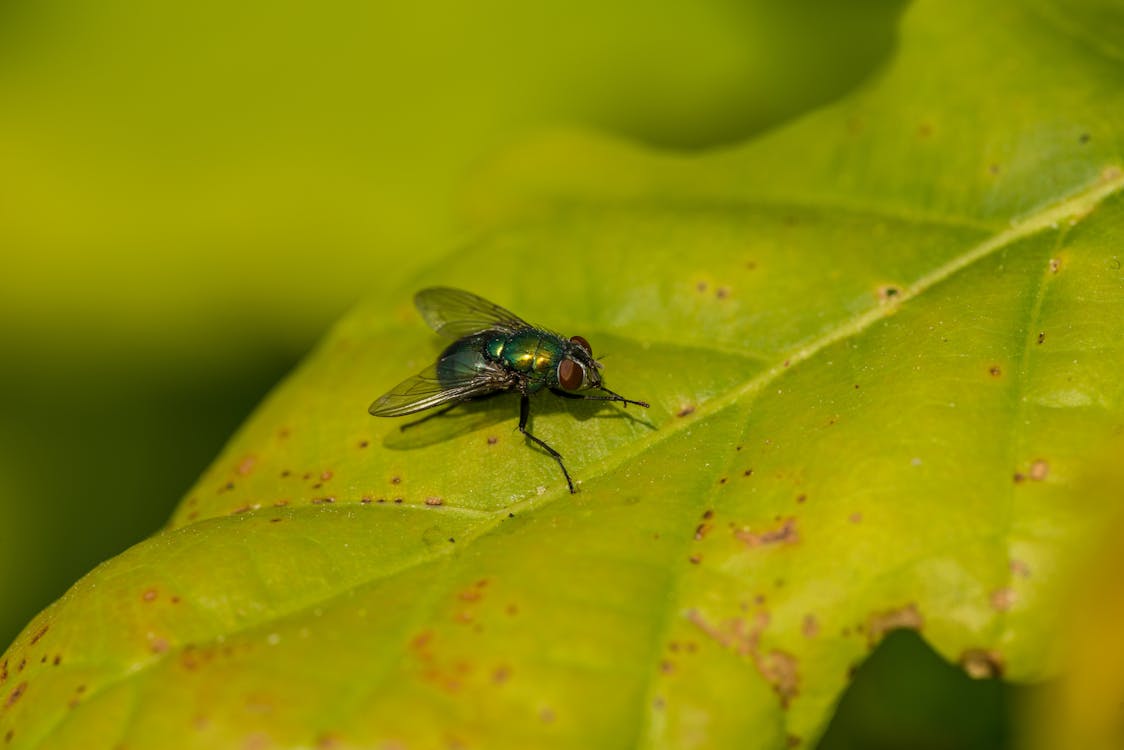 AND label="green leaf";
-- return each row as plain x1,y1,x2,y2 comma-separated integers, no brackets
4,0,1123,748
0,0,902,653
